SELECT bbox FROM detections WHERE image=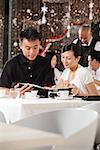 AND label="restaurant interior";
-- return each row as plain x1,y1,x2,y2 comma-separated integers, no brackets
0,0,100,150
